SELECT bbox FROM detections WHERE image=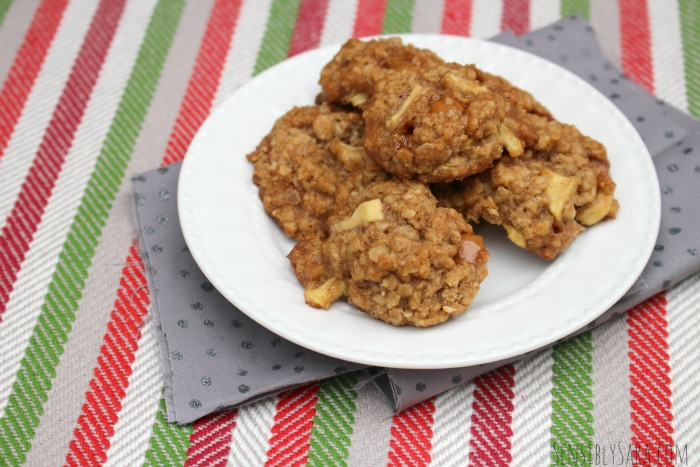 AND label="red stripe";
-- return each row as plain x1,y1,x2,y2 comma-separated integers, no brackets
441,0,473,36
501,0,530,35
620,4,669,455
65,243,149,466
0,0,125,320
387,399,436,467
0,0,69,159
288,0,329,57
65,0,242,463
627,294,675,464
184,410,238,467
353,0,387,37
265,385,320,467
619,0,654,93
162,0,242,166
468,365,516,466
